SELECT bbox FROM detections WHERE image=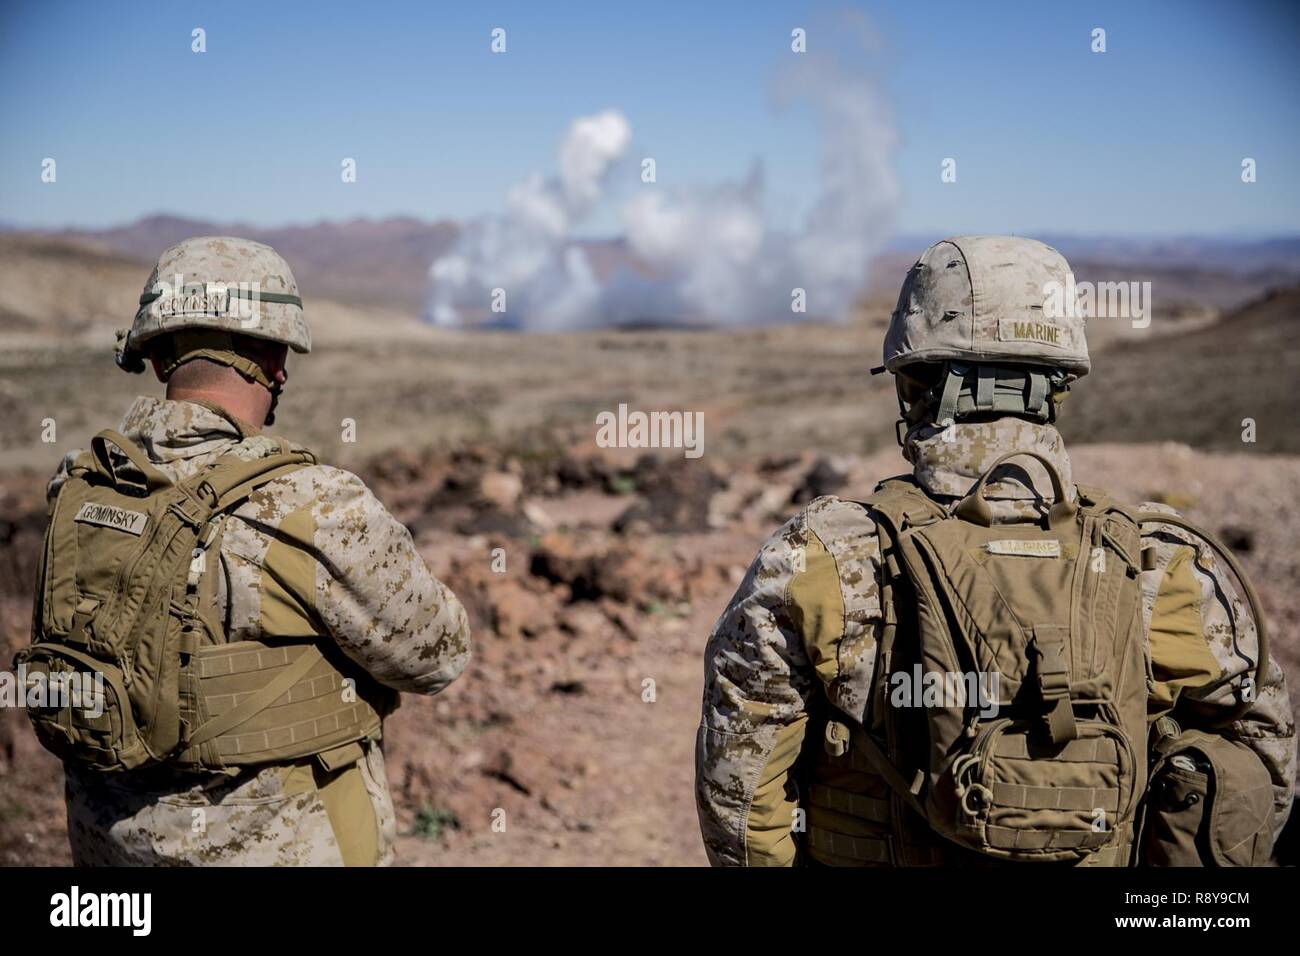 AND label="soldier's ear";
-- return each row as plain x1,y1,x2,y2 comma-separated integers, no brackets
149,353,167,384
